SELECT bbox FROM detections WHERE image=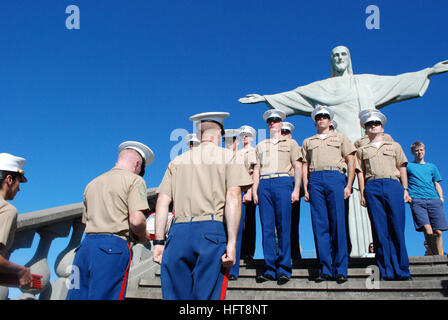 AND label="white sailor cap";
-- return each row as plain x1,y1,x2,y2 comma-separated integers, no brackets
239,125,256,137
311,105,334,121
282,122,295,133
185,133,200,145
189,112,230,128
359,109,387,128
0,153,28,182
330,119,338,130
118,141,154,166
263,109,286,122
223,129,241,139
